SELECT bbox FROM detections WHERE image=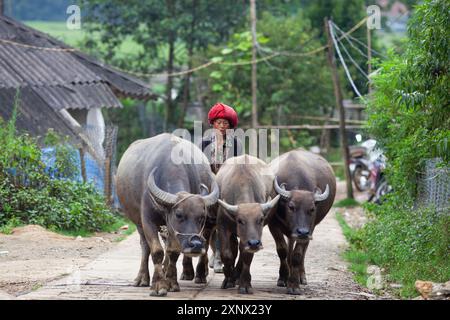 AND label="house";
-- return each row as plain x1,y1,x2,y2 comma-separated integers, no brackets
0,14,156,161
